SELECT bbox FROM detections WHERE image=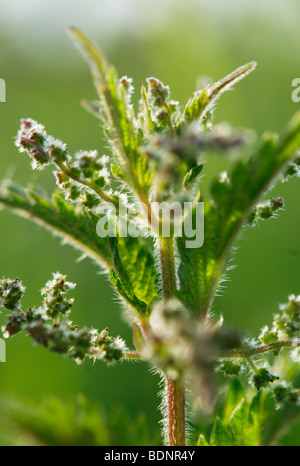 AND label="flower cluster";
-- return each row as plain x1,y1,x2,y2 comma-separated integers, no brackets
0,277,25,310
16,119,68,169
248,197,284,225
259,294,300,343
214,294,300,408
143,77,179,131
16,119,113,211
40,273,76,320
0,274,127,364
283,154,300,179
